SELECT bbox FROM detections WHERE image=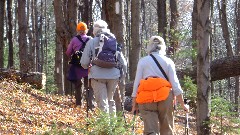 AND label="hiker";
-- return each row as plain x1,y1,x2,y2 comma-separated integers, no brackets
80,20,127,114
131,36,189,135
66,21,94,109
